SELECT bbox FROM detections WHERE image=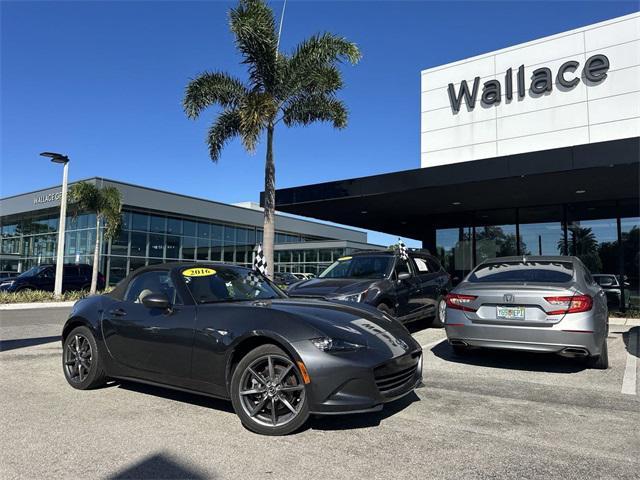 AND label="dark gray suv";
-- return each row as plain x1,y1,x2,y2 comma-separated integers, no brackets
287,250,452,326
